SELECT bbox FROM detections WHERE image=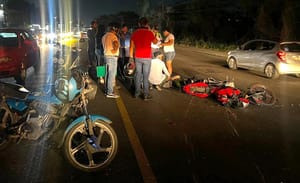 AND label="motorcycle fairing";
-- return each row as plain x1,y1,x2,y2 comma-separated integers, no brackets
27,94,63,105
6,98,28,113
68,77,82,102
